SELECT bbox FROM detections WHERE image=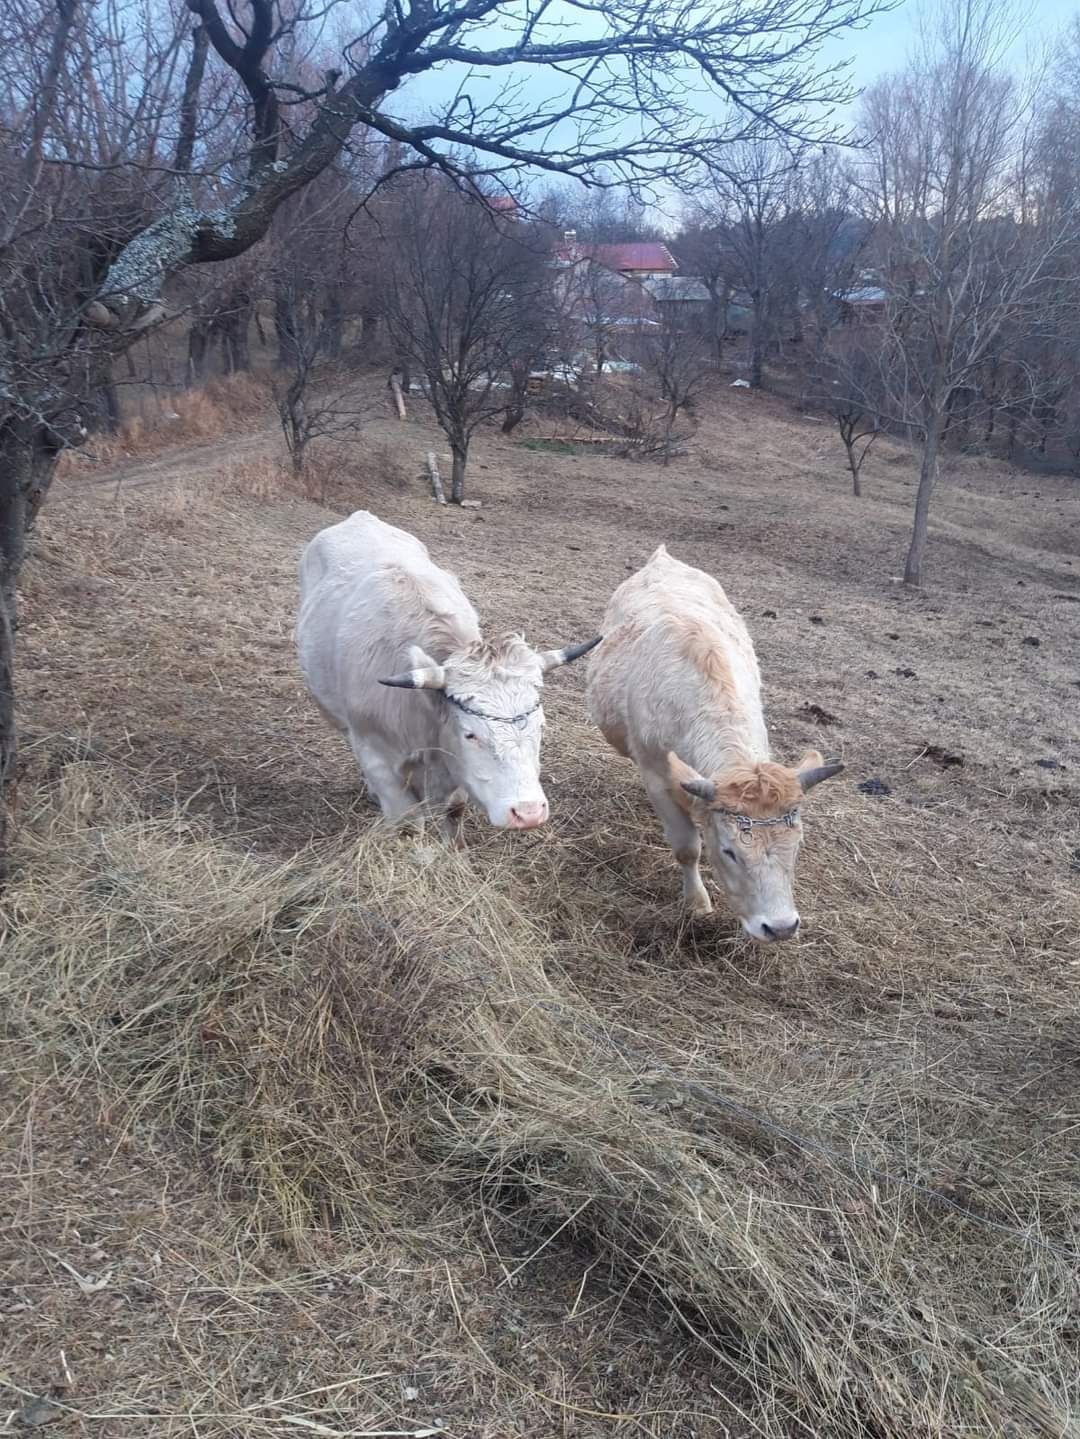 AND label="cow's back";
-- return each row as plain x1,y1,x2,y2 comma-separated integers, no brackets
297,511,480,743
587,546,766,769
